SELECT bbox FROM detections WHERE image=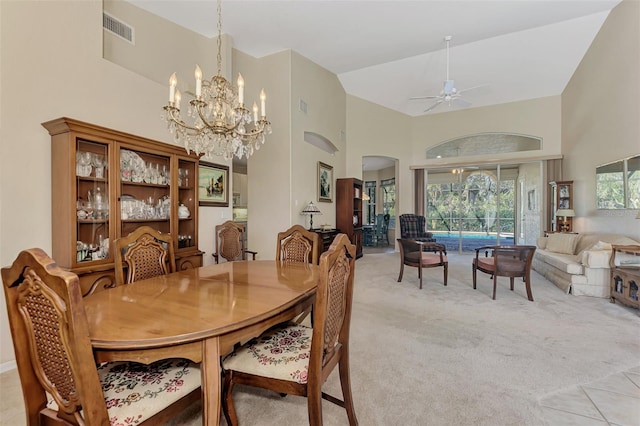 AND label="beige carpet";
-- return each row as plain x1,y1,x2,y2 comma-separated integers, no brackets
168,252,639,426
